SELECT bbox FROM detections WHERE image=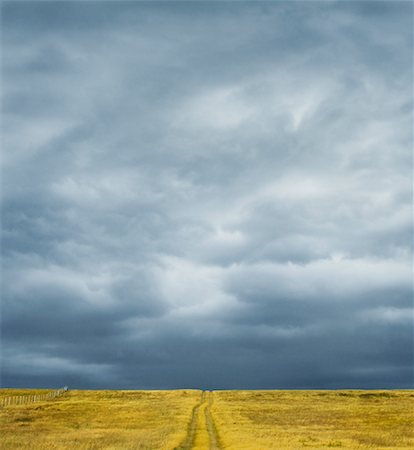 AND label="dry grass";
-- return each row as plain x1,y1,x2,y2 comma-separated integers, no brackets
1,389,413,449
0,389,200,449
212,390,414,449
